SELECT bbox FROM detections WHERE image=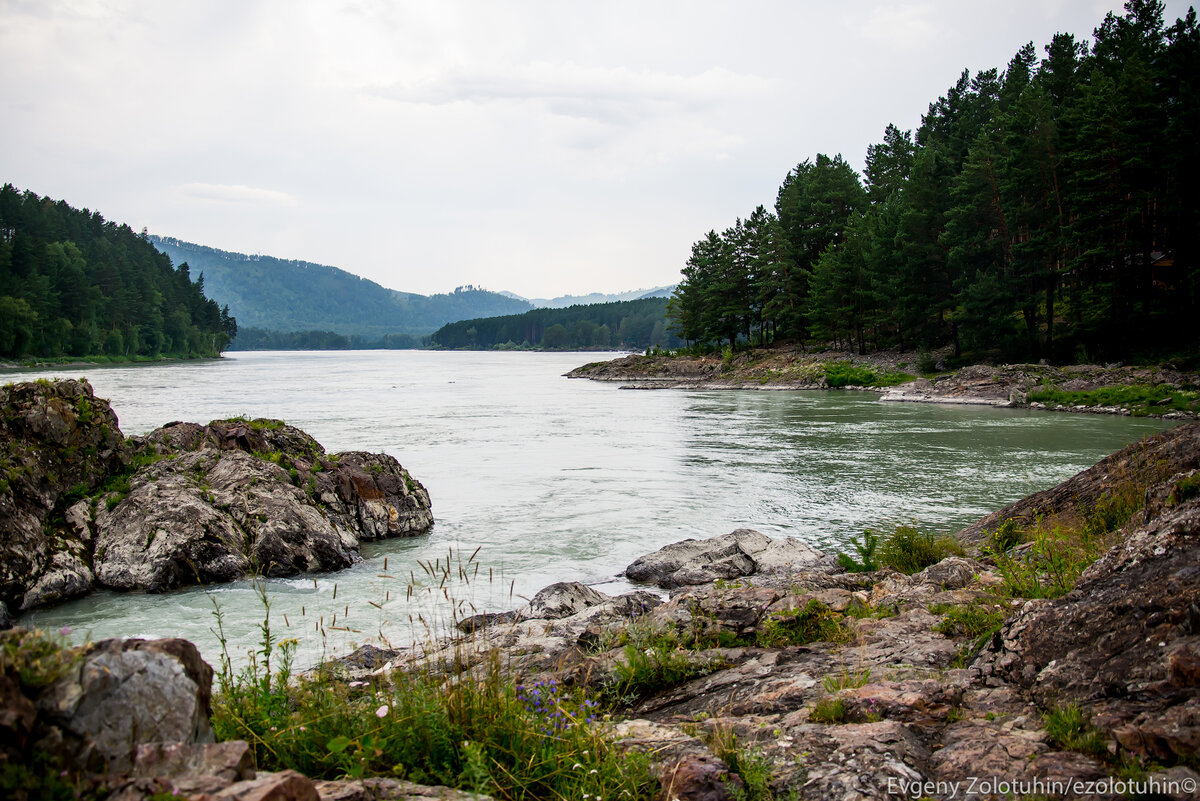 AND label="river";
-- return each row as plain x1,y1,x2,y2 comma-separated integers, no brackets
3,350,1174,669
